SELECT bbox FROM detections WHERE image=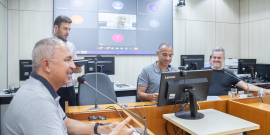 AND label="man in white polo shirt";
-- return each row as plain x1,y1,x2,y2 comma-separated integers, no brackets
52,15,81,111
